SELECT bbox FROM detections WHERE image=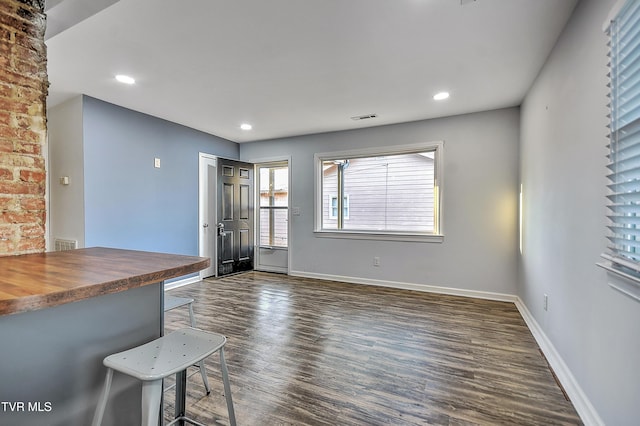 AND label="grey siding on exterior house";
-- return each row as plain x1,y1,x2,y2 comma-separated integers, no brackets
322,153,435,232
